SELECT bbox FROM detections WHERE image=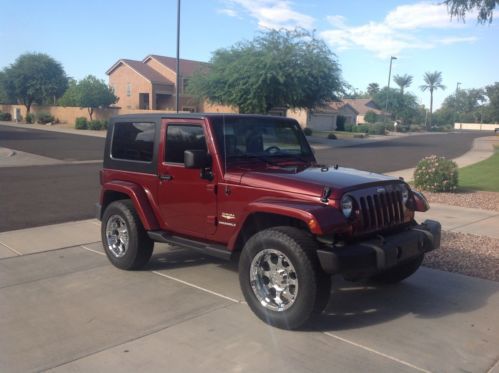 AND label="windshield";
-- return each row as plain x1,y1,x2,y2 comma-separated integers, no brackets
211,116,315,169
